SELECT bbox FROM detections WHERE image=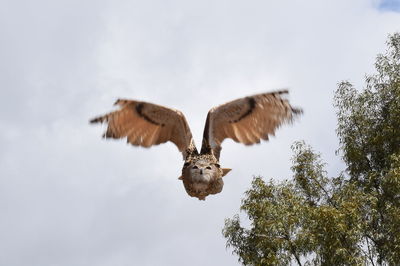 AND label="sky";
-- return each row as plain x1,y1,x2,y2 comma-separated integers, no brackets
380,0,400,11
0,0,399,265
